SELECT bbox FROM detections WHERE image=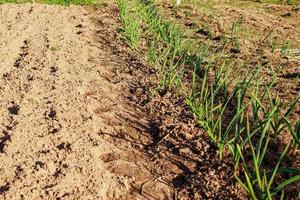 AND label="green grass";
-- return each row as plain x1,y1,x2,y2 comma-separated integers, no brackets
171,0,300,6
116,0,300,199
261,0,300,5
0,0,94,5
116,0,142,49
